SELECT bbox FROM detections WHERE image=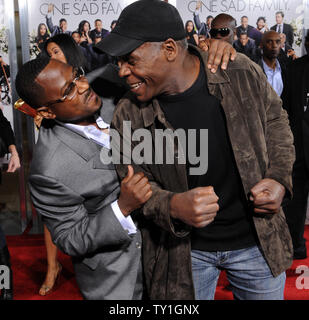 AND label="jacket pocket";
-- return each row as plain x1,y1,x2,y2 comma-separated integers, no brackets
81,254,102,271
